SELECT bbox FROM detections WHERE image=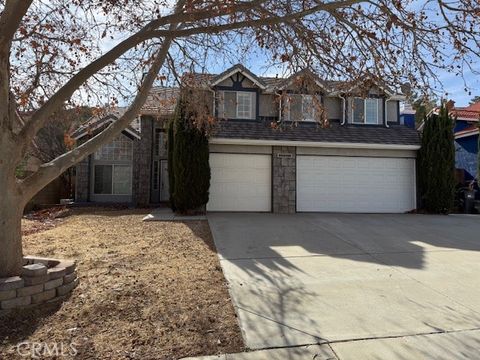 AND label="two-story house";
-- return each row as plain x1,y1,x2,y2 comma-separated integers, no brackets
74,64,420,213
